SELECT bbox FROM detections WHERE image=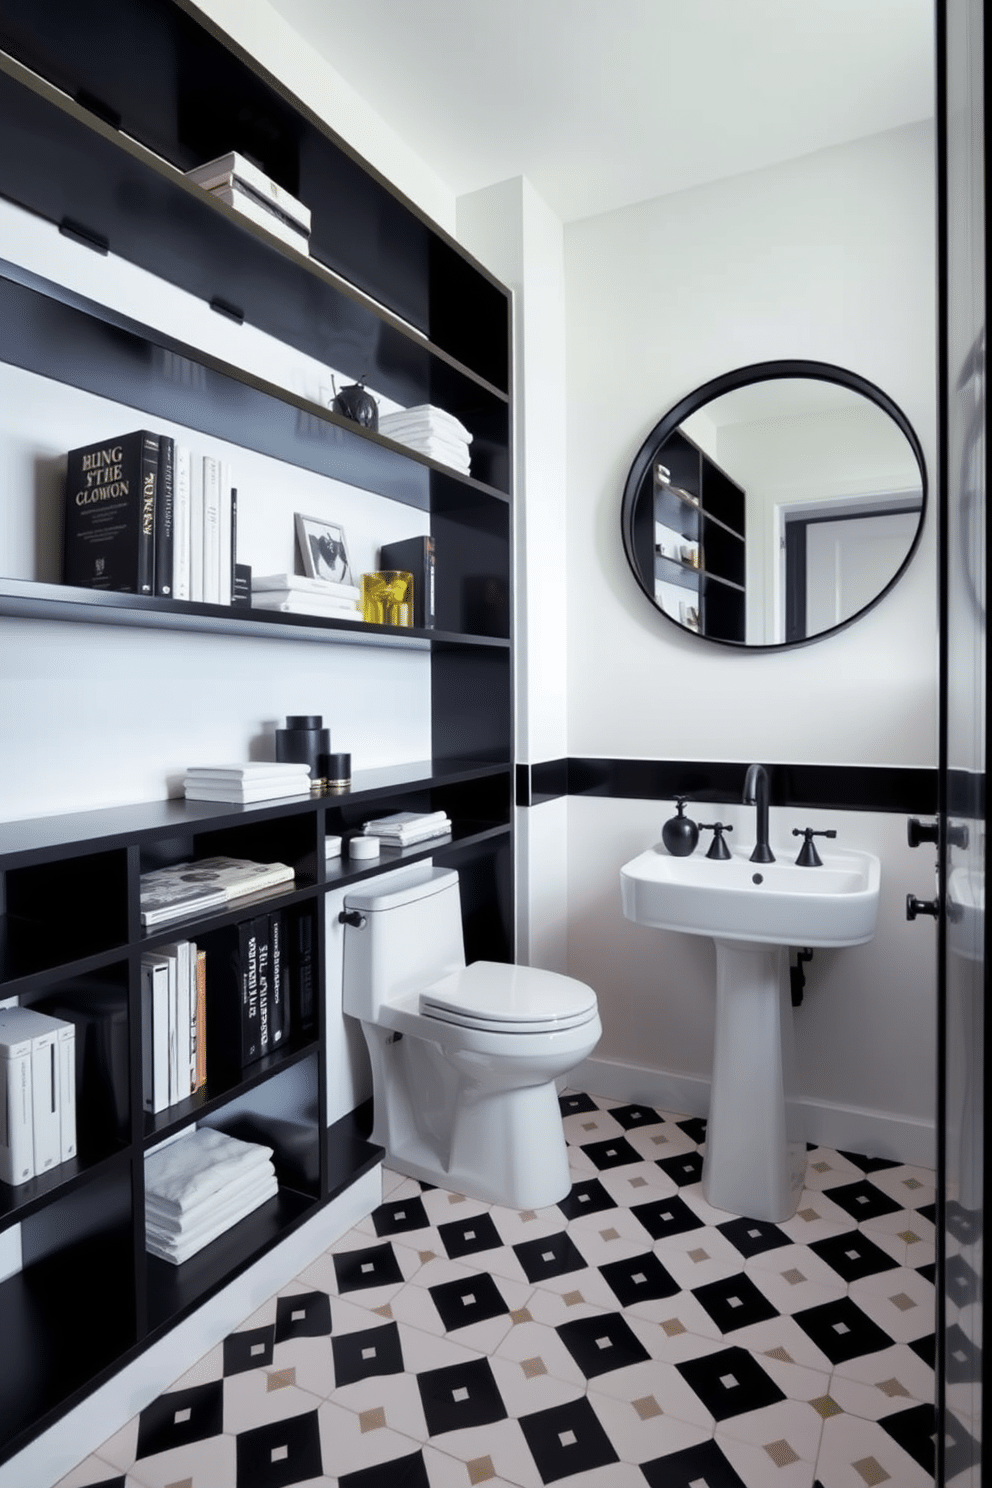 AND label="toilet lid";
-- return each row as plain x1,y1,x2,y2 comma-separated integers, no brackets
420,962,598,1033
